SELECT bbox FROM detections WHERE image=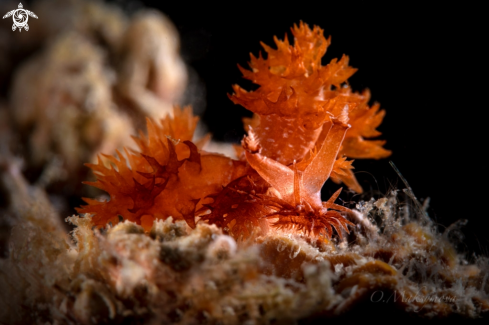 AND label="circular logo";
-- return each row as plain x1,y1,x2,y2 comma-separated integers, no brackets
13,9,28,28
